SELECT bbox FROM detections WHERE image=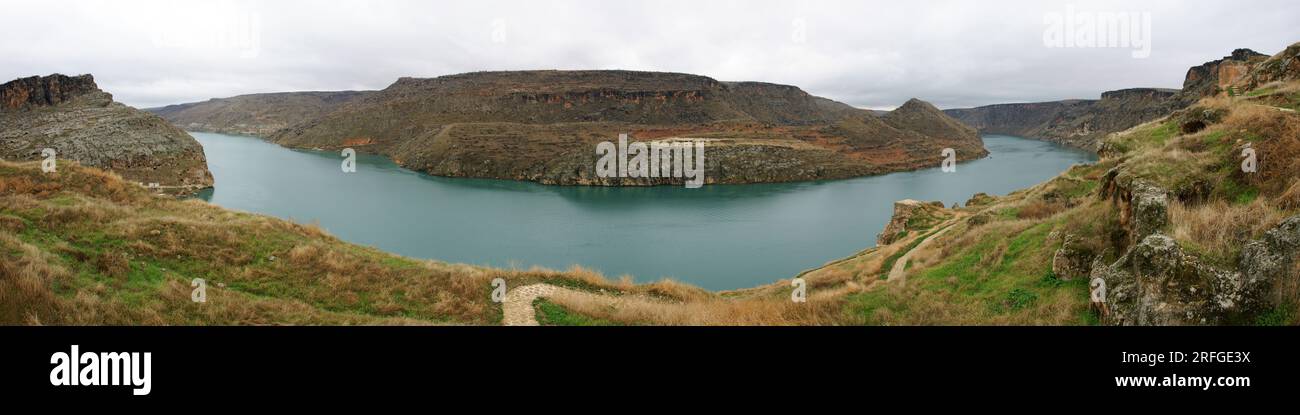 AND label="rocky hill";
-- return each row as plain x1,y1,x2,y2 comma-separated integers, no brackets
147,91,371,137
945,88,1181,151
944,48,1283,151
1182,48,1270,99
794,44,1300,326
1233,42,1300,91
0,74,211,195
261,70,985,185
